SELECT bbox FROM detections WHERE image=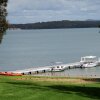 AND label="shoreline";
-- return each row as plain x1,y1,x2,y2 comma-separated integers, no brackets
11,75,100,84
33,74,100,78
